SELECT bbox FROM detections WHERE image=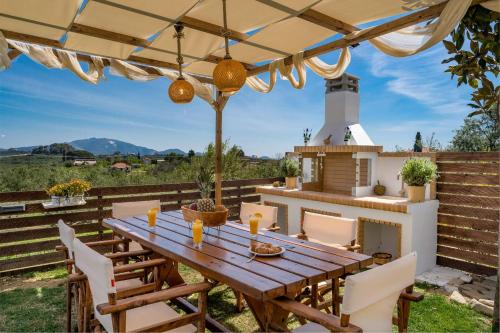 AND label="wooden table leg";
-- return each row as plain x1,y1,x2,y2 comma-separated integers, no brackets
244,287,302,332
332,278,340,316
